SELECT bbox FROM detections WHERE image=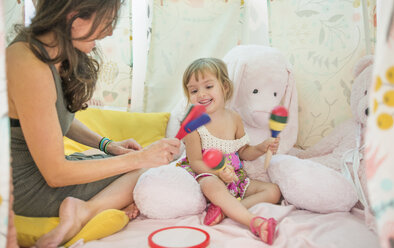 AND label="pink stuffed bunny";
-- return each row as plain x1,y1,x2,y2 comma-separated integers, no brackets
290,55,373,209
285,55,375,224
223,45,298,182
